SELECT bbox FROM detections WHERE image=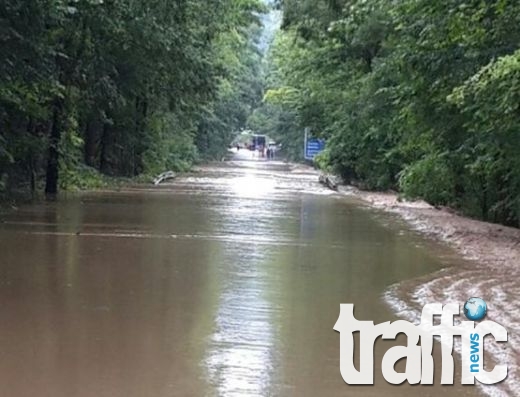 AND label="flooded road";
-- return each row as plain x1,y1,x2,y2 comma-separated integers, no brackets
0,157,485,397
